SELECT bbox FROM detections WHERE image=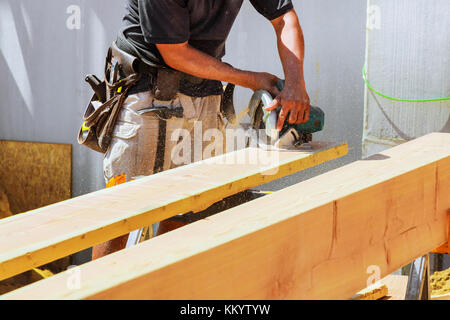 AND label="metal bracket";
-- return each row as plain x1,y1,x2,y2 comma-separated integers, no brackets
406,210,450,299
405,254,431,300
